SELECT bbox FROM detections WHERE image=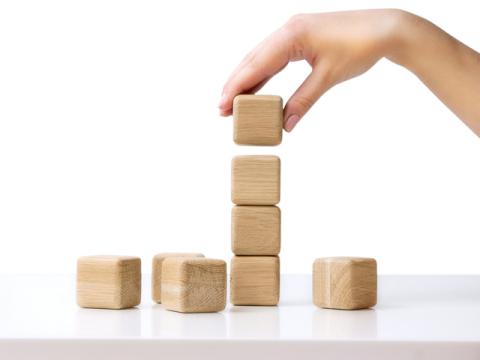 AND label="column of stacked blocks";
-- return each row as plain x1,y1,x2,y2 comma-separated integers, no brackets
230,95,283,306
